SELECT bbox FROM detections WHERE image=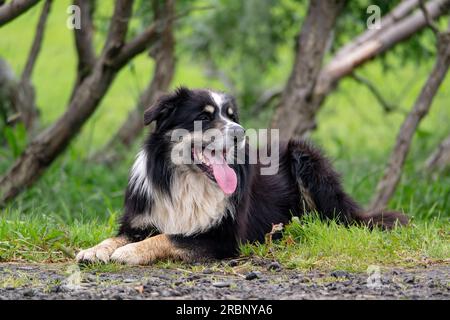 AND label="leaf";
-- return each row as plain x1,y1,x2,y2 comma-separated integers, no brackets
3,126,19,157
2,123,27,157
135,285,144,294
